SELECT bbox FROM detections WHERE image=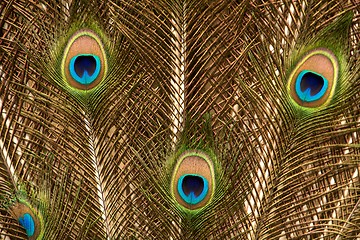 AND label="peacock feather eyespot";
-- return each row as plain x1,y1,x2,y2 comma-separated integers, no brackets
8,200,44,240
171,150,215,211
287,48,339,108
62,29,107,90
